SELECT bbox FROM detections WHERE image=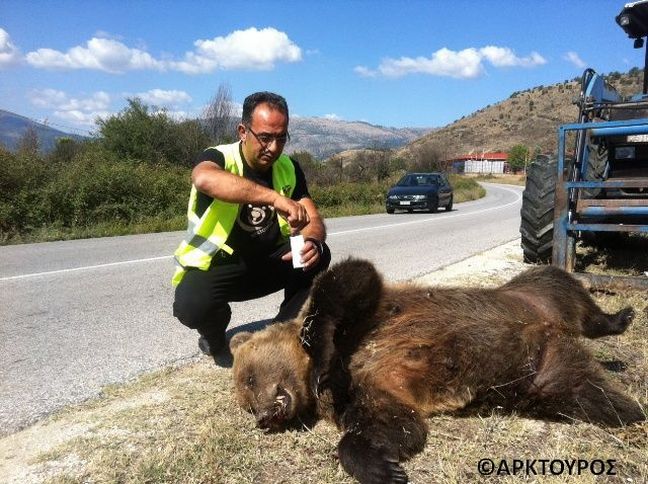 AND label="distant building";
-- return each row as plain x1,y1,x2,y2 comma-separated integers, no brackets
447,151,509,174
